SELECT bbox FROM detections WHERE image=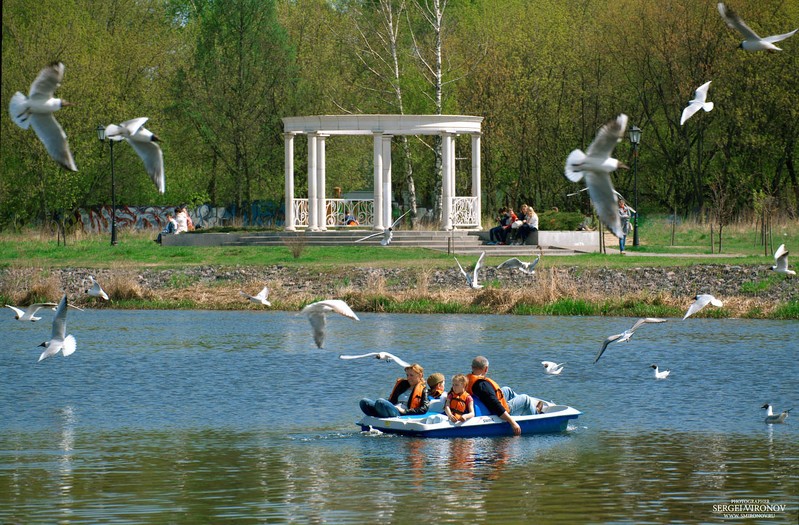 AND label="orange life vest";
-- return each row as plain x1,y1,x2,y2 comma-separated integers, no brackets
430,383,445,399
389,379,426,410
466,374,510,413
447,391,471,418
